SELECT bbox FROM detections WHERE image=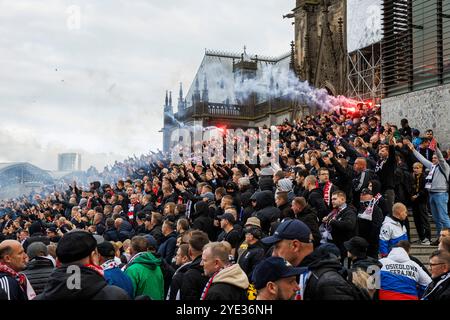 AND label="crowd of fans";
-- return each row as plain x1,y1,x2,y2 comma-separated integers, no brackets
1,104,450,301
